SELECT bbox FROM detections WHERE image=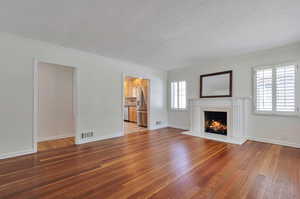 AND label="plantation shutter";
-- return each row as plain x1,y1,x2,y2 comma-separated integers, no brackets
178,81,186,109
171,82,178,109
276,65,296,112
171,81,187,110
255,68,273,111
